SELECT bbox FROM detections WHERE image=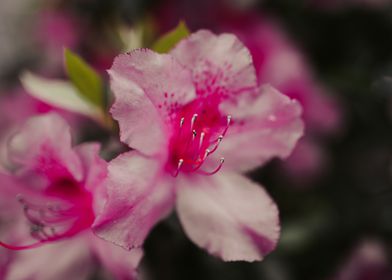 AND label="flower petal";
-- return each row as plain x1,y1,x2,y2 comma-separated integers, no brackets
0,248,11,279
73,143,107,192
73,143,108,214
90,235,143,280
216,85,304,172
171,30,258,98
93,151,175,249
176,172,280,262
4,237,93,280
109,49,196,156
7,113,83,182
